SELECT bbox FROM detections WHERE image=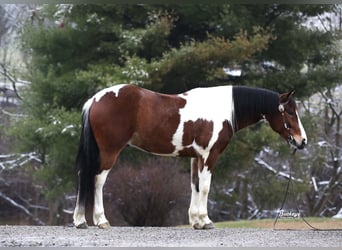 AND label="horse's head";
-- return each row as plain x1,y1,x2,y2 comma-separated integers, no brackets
266,90,307,150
